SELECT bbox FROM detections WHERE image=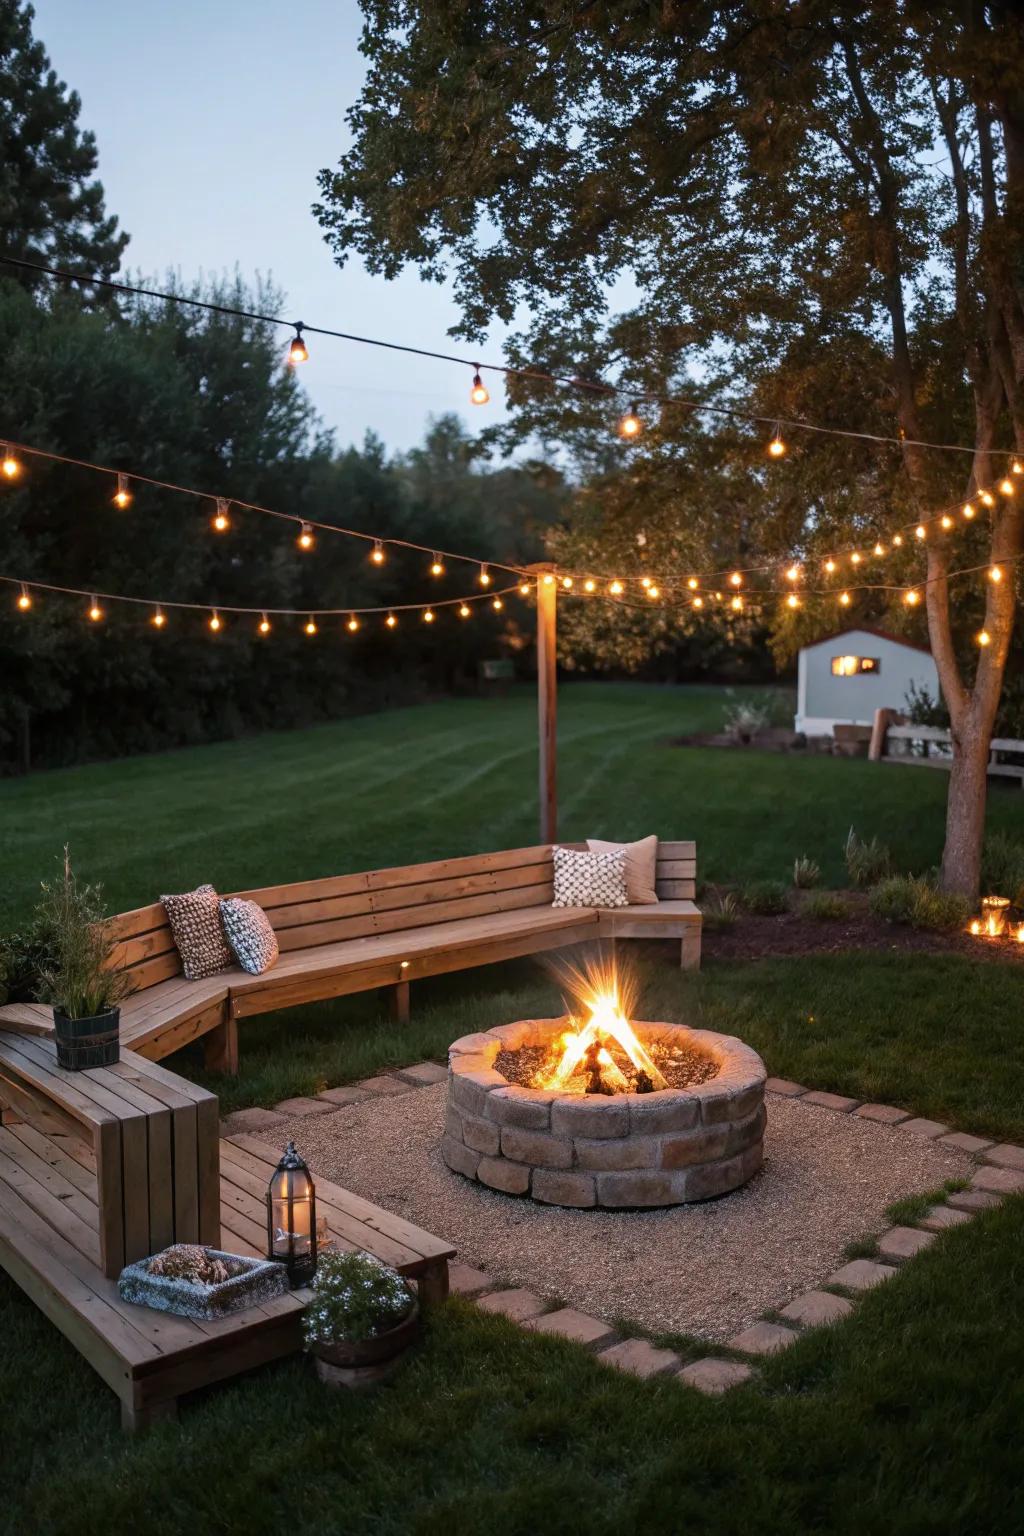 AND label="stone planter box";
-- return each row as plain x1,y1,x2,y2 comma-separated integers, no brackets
118,1248,288,1321
444,1019,767,1209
